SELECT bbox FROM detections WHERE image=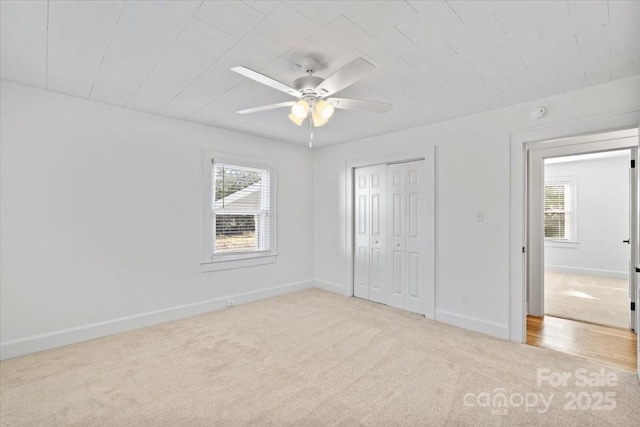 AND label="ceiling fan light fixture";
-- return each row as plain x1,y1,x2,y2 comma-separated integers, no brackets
291,99,310,119
231,58,391,146
312,111,328,127
315,100,335,120
288,113,304,126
